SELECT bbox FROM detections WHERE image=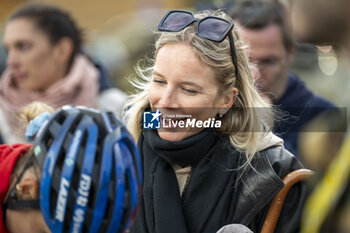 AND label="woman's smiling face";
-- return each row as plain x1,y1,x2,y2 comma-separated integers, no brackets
149,42,228,142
